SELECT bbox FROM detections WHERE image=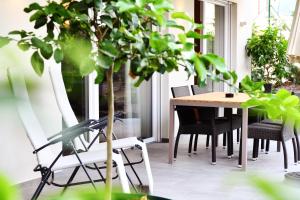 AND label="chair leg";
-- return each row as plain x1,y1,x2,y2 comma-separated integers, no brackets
216,135,219,147
230,131,234,156
61,166,80,194
252,139,259,160
31,170,51,200
193,134,199,152
174,133,181,158
277,141,281,152
238,137,242,166
188,134,194,154
206,135,210,149
266,140,270,154
260,139,265,152
211,134,217,164
237,129,240,143
113,154,131,193
294,134,300,162
292,138,298,165
282,141,288,171
138,142,154,194
227,131,233,158
223,132,226,149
